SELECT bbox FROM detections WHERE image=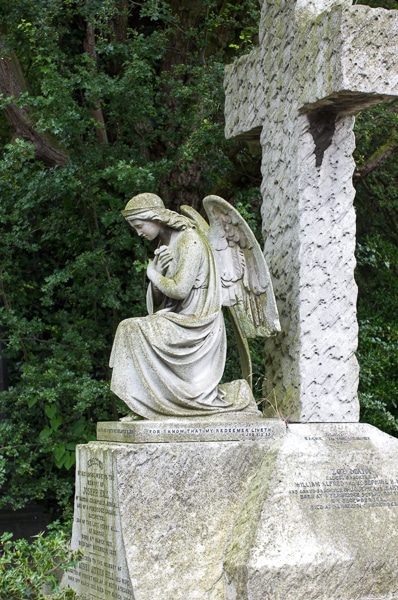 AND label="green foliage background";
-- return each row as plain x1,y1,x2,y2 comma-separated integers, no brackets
0,0,397,520
354,102,398,437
